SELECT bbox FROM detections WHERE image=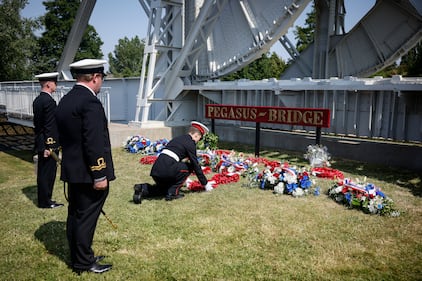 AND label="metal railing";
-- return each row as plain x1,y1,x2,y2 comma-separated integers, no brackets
0,86,111,125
